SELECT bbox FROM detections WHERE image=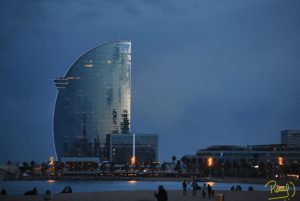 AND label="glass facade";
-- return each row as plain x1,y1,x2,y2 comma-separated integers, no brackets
53,41,131,159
